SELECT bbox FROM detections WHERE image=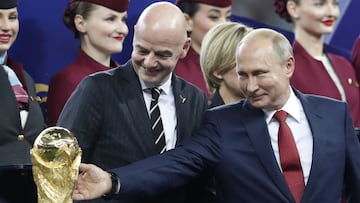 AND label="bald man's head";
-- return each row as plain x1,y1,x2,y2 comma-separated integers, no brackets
131,2,191,87
135,2,188,43
237,28,293,65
